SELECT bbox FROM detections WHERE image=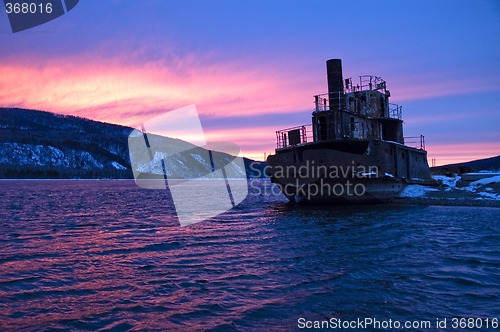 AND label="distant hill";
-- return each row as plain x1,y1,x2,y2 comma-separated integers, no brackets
0,108,266,179
431,155,500,175
464,155,500,172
